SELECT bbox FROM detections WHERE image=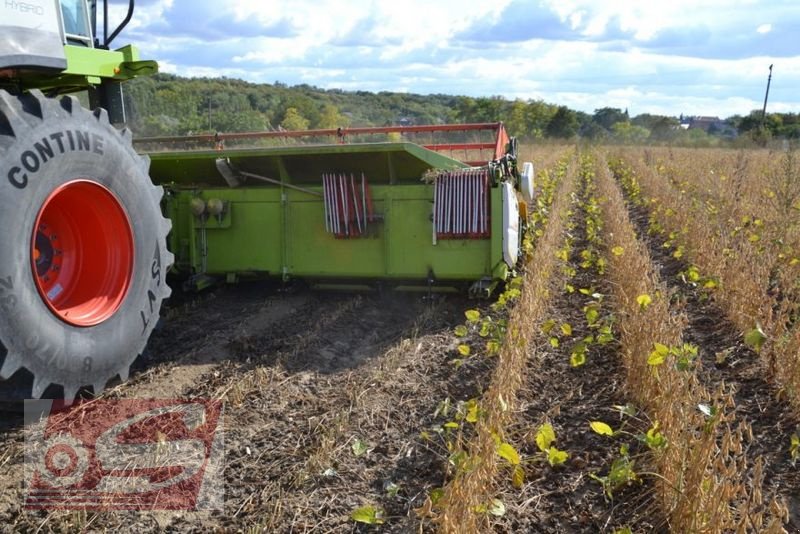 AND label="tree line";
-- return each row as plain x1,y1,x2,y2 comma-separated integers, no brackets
123,73,799,145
